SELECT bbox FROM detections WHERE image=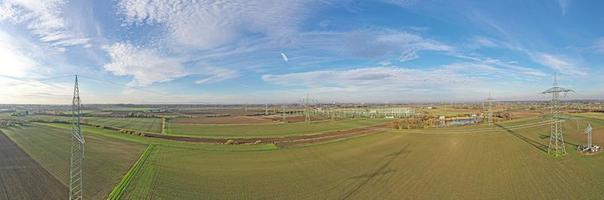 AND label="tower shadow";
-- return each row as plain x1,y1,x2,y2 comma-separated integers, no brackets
495,124,547,153
340,144,410,200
